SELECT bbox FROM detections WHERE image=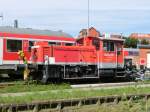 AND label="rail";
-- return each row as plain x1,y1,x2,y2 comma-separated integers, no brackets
0,93,150,112
0,83,15,88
